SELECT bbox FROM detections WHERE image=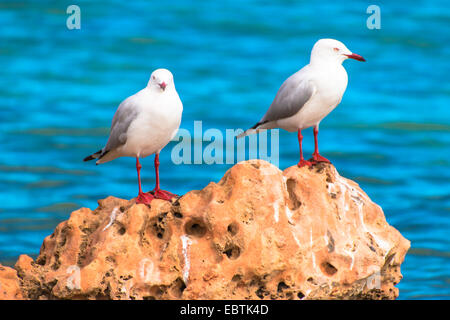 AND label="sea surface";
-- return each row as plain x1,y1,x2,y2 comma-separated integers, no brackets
0,0,449,299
